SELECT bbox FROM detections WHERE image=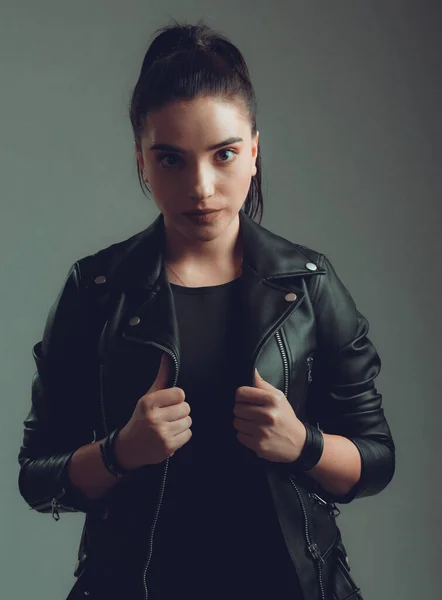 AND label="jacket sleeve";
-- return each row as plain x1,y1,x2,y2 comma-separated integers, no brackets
18,260,107,516
303,252,396,505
